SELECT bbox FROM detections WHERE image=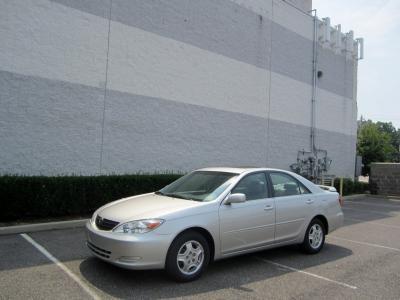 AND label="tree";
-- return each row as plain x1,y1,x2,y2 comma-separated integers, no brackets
376,121,400,162
357,121,397,175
